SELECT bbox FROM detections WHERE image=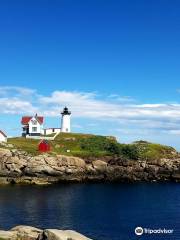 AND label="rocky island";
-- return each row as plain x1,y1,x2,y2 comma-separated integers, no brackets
0,133,180,184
